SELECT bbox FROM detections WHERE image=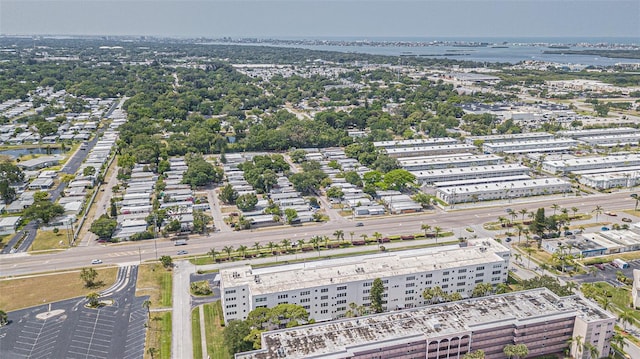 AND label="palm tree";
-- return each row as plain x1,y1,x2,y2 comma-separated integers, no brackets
86,292,100,308
323,235,330,249
373,231,382,243
519,208,528,222
515,224,524,242
632,193,639,211
598,297,612,311
593,205,603,223
253,241,262,255
503,344,516,359
434,226,442,242
142,299,151,317
267,241,277,254
223,245,234,260
524,247,535,269
360,234,369,243
567,336,584,359
207,247,219,262
610,332,626,354
551,203,561,216
147,347,158,359
0,310,7,327
421,224,432,238
349,231,355,242
513,253,522,263
333,230,344,243
297,239,306,252
310,236,321,255
619,309,636,330
583,342,599,359
281,239,291,252
513,343,528,359
496,283,510,294
238,245,248,258
565,281,577,293
571,206,579,219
